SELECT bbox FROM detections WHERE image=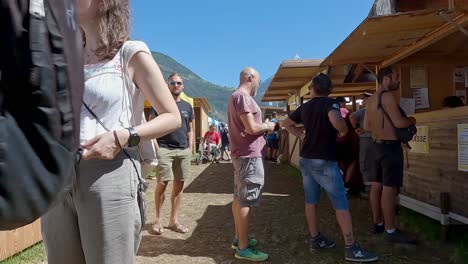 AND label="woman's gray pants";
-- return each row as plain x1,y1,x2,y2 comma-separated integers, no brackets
42,151,142,264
